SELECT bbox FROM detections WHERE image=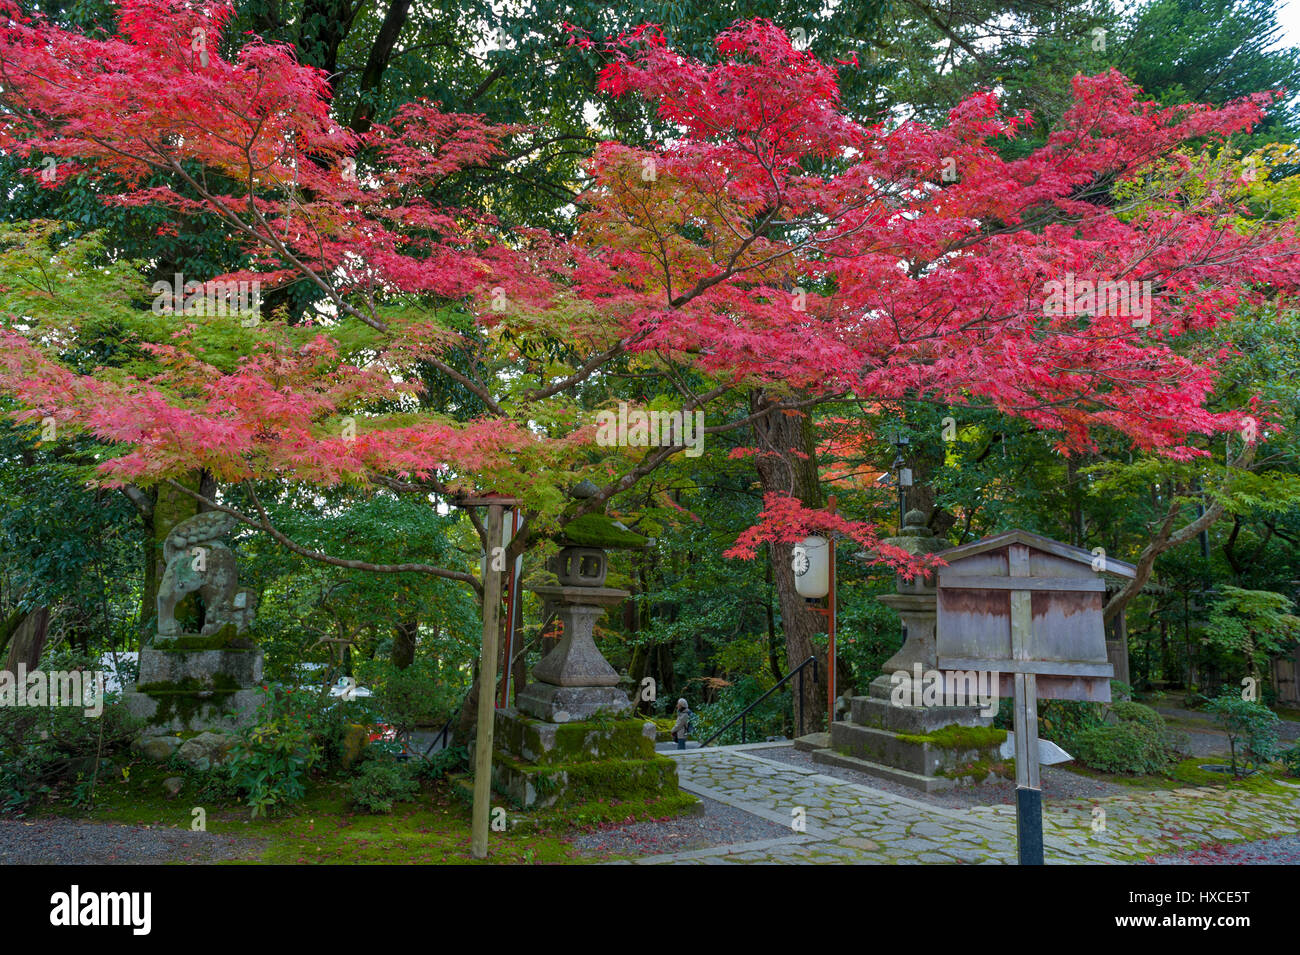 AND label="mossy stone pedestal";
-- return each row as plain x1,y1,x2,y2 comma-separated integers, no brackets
123,630,264,736
483,508,681,810
485,708,682,809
